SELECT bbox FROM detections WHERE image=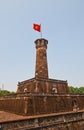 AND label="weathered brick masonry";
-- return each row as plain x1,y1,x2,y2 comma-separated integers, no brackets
0,93,84,116
0,38,84,130
17,78,69,94
1,111,84,130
